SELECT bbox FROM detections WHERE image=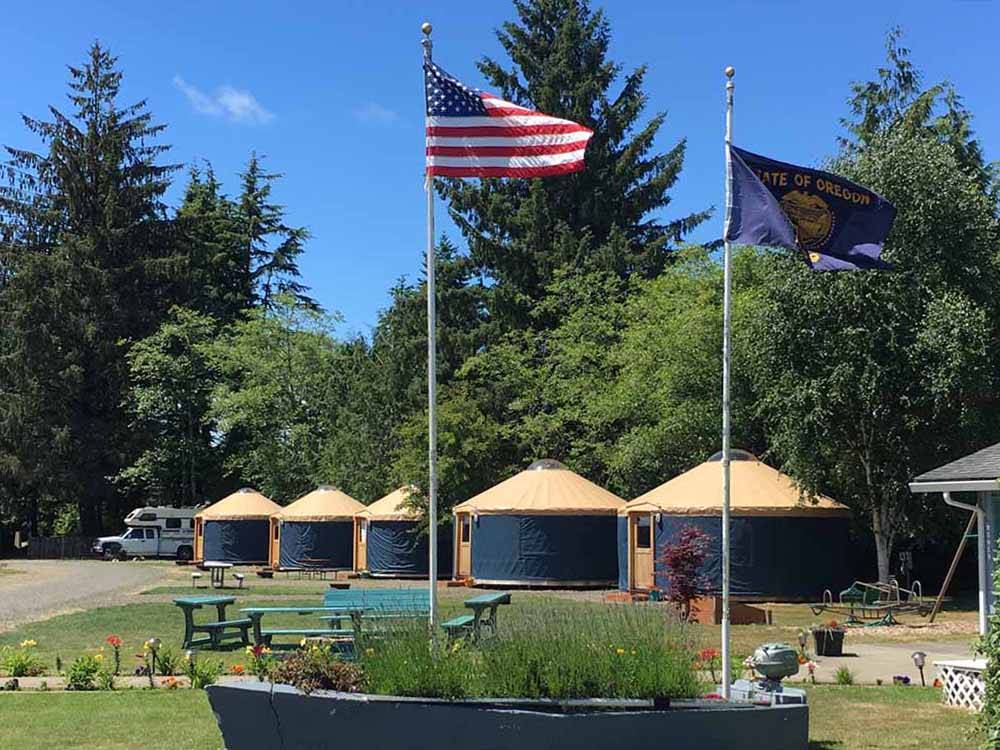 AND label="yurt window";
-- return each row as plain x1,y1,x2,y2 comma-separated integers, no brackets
460,516,471,543
636,515,652,549
273,523,279,540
